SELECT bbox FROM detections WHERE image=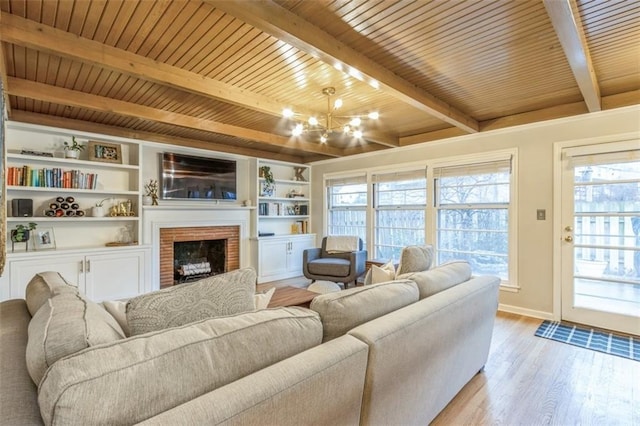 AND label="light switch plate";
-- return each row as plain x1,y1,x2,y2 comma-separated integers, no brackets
537,209,546,220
